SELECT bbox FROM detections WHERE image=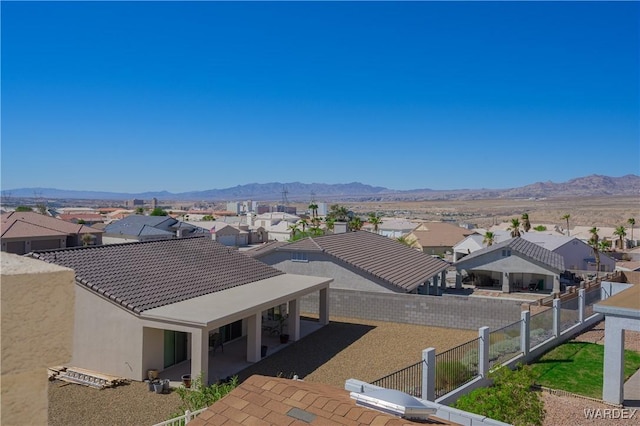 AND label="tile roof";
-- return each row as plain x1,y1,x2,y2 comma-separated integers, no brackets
29,236,284,314
243,241,290,257
275,231,450,292
455,237,565,272
409,222,475,247
1,211,102,238
104,215,207,238
190,375,454,426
